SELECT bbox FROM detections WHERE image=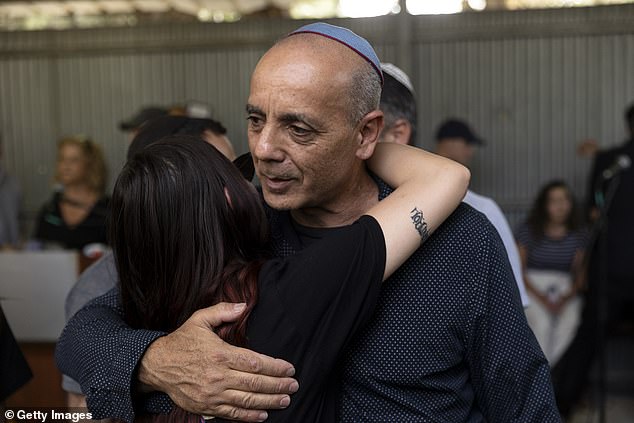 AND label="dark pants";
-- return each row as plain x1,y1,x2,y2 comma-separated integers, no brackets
551,258,634,417
0,305,33,401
